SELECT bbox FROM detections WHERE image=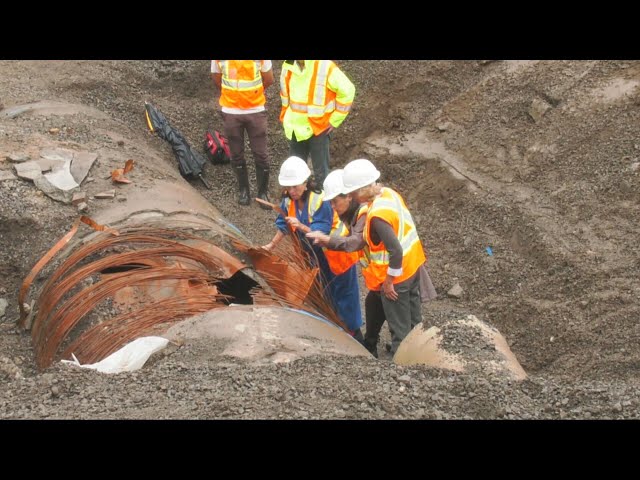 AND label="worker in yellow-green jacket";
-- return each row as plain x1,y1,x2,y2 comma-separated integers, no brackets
279,60,355,186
